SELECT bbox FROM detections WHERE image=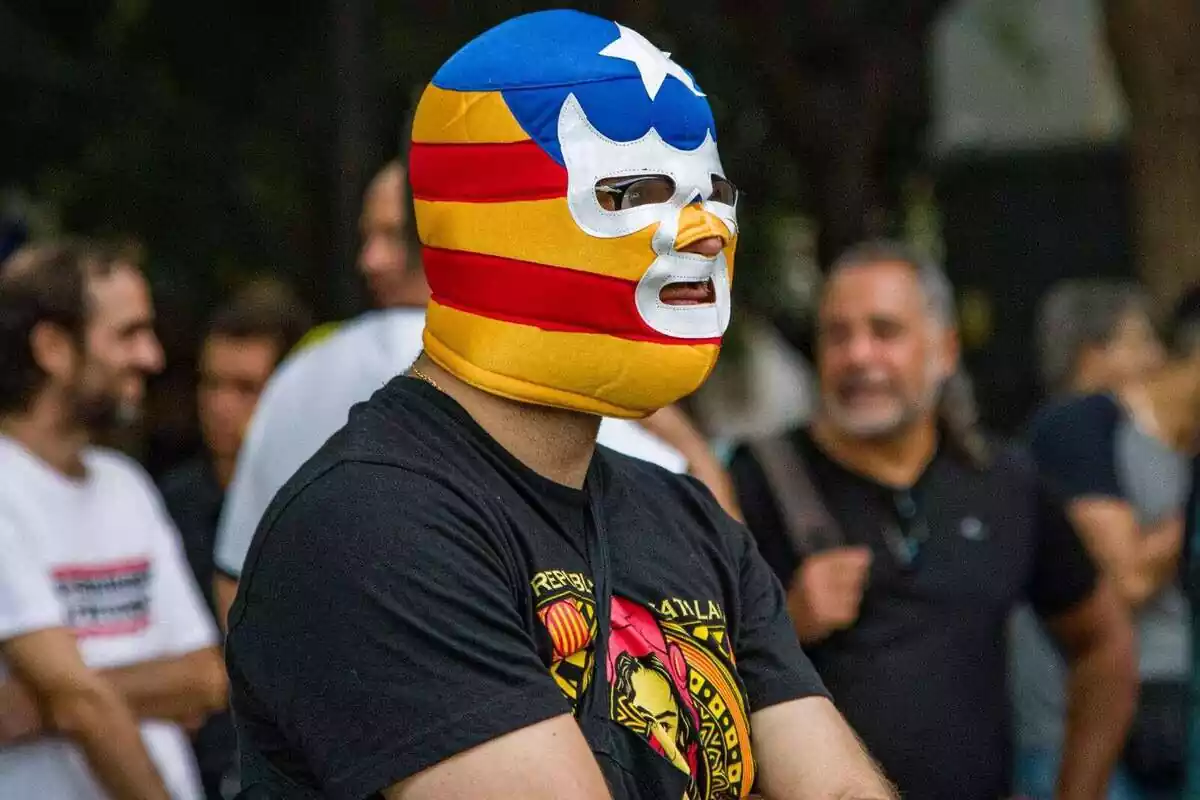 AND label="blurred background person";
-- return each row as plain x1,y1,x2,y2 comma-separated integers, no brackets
208,158,433,626
0,238,226,800
729,241,1135,799
162,279,312,604
156,278,311,800
355,160,431,313
1014,278,1196,799
1034,279,1165,398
